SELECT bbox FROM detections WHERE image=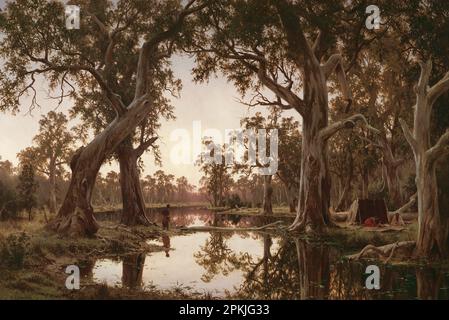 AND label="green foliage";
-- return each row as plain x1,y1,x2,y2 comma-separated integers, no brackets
225,194,242,209
16,164,38,215
0,232,30,269
0,180,19,219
